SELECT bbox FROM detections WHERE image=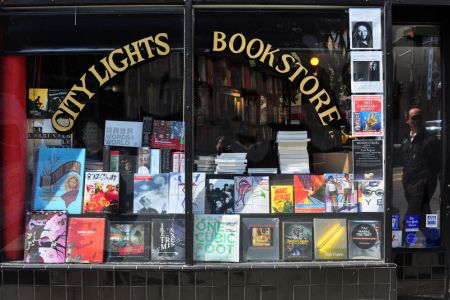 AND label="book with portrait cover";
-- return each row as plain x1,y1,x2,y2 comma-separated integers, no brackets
324,173,357,213
27,88,67,118
151,219,185,261
151,120,184,150
168,172,206,214
133,174,169,214
119,154,137,175
107,221,150,262
83,172,120,213
193,215,240,262
242,218,279,261
294,175,326,213
234,176,270,214
314,218,347,260
358,180,384,212
348,220,381,260
206,177,235,214
33,148,85,214
65,217,106,263
282,221,313,261
24,211,67,263
270,175,294,213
